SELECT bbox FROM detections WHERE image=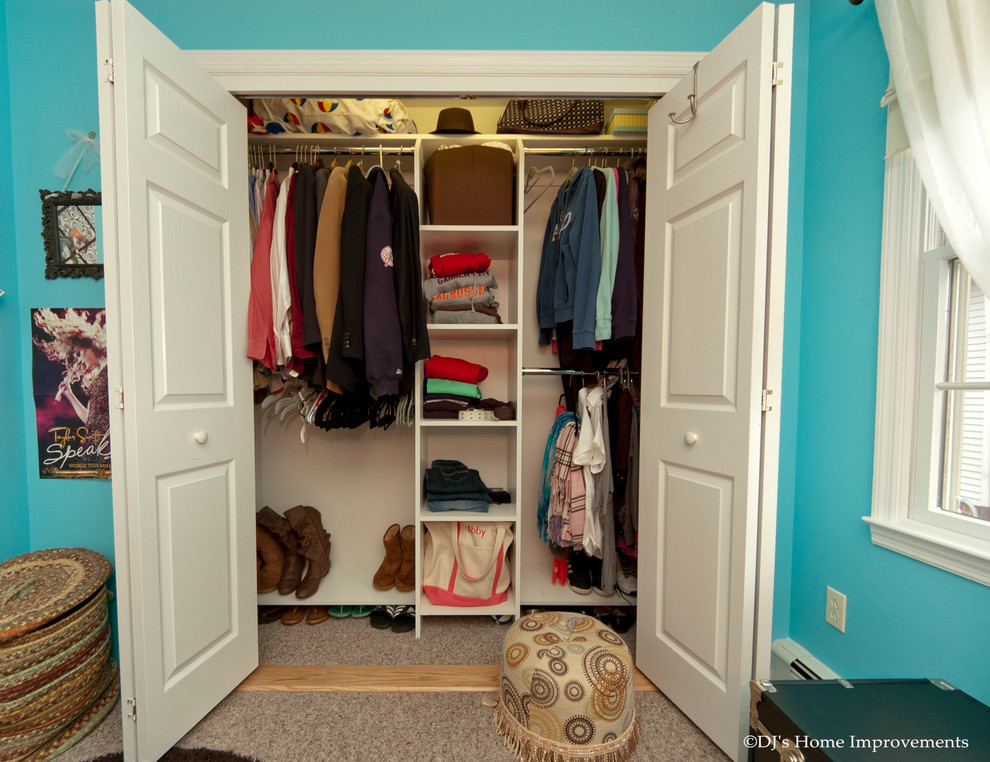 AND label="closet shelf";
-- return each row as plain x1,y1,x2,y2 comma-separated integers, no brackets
418,588,516,618
248,133,646,151
420,503,517,522
420,226,519,259
257,561,416,607
418,419,518,430
425,325,517,340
